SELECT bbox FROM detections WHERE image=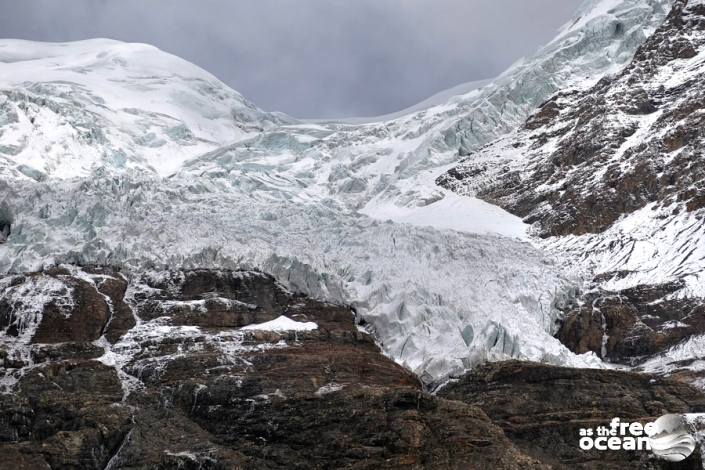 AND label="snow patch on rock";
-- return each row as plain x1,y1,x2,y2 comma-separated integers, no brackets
241,316,318,332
